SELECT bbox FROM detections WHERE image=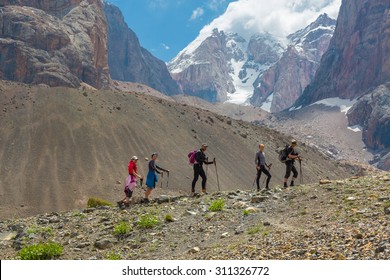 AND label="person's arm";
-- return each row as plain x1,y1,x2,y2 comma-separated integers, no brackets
156,164,169,173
